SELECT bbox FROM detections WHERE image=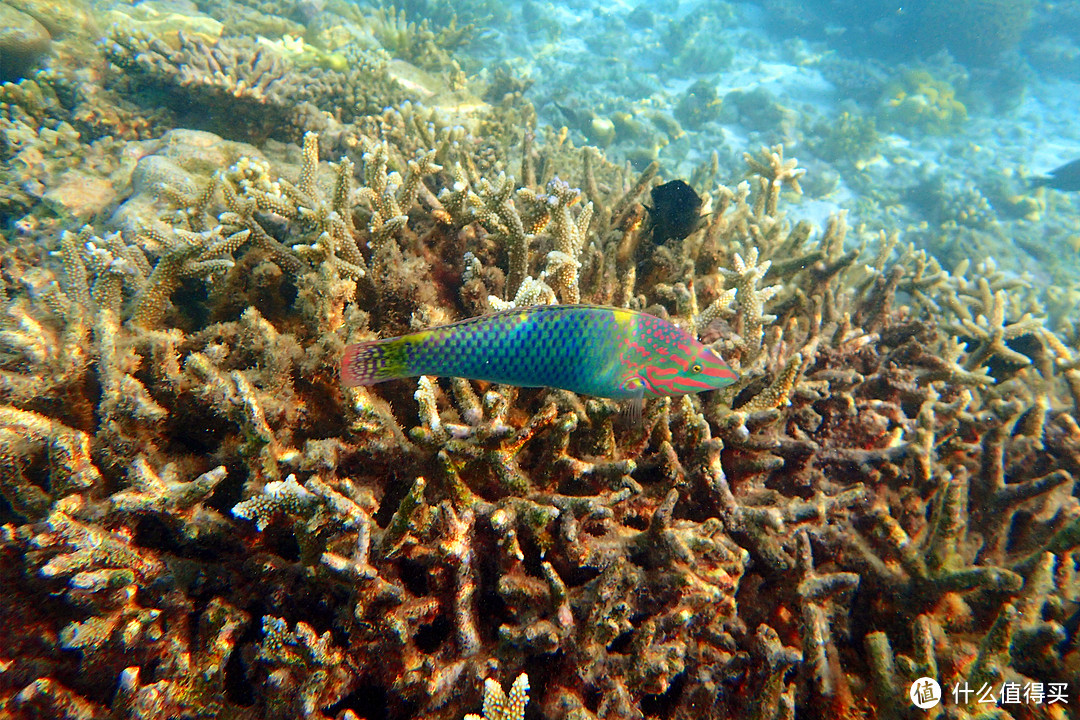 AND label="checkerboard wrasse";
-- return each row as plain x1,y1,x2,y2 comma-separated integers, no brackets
341,304,738,414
